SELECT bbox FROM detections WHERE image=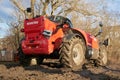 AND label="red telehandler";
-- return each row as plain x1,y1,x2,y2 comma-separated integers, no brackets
18,8,108,70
